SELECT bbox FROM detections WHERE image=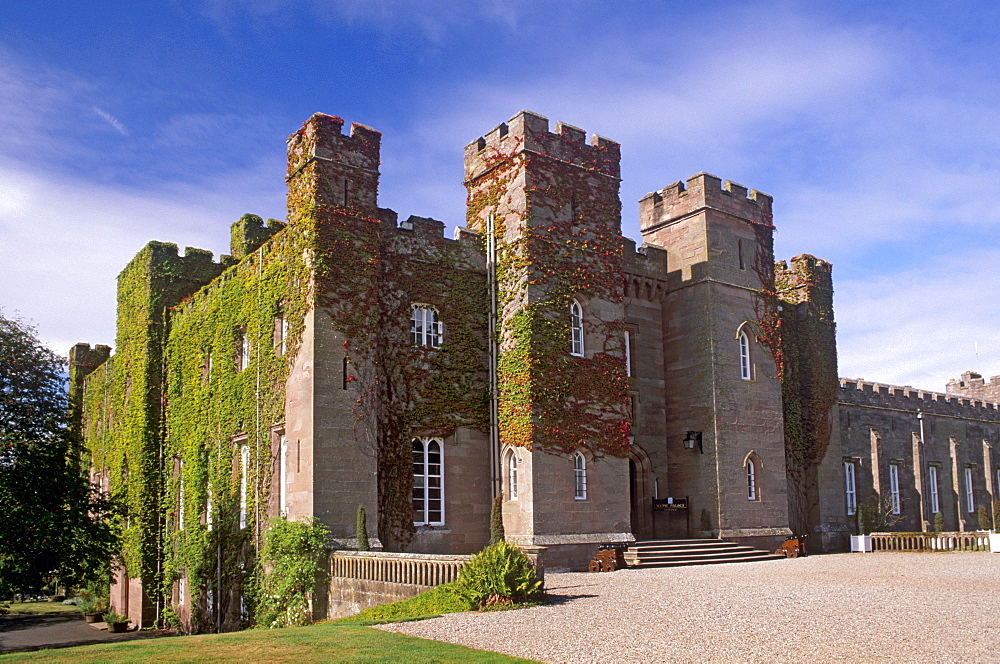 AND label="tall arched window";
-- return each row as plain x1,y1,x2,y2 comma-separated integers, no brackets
506,449,518,500
747,458,757,501
570,300,584,357
411,305,442,348
412,437,444,525
573,451,587,500
739,331,752,381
